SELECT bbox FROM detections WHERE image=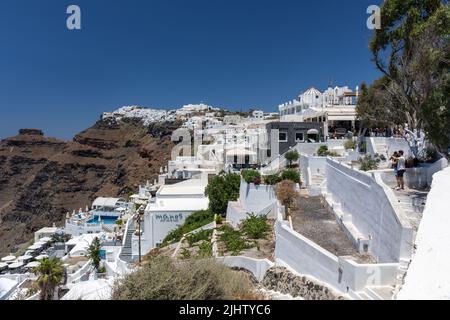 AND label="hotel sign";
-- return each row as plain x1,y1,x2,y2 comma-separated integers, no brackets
155,213,184,223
